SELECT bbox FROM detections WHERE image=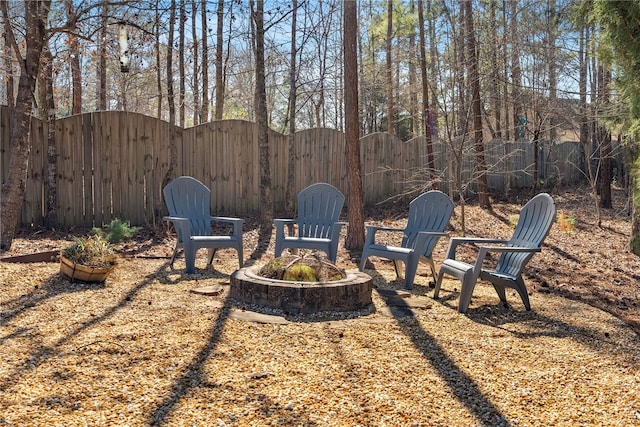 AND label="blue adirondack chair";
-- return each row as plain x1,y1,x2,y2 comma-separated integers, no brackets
359,190,454,290
274,183,346,262
434,193,556,313
163,176,244,274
